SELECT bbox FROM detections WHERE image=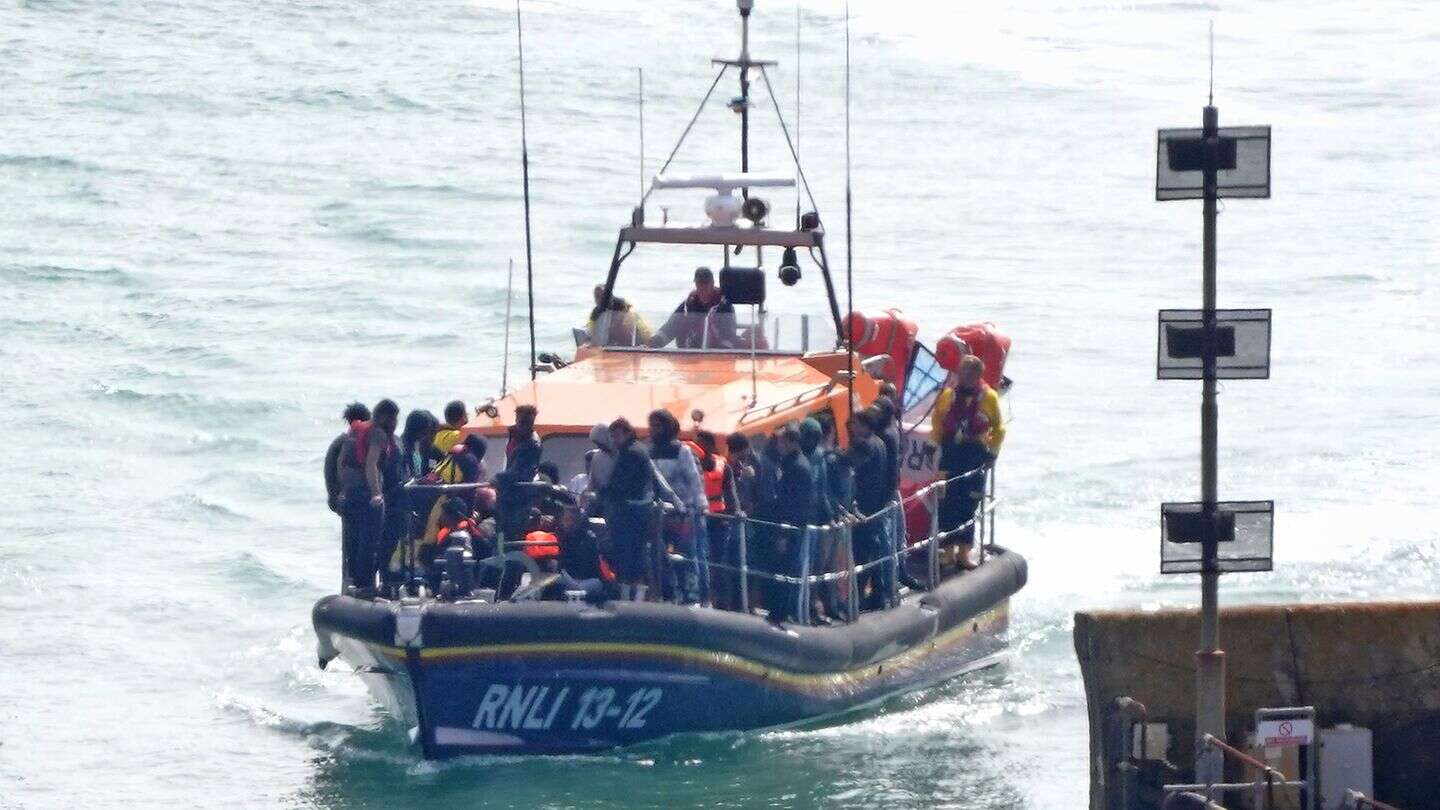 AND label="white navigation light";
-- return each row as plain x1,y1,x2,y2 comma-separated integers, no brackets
651,172,795,227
